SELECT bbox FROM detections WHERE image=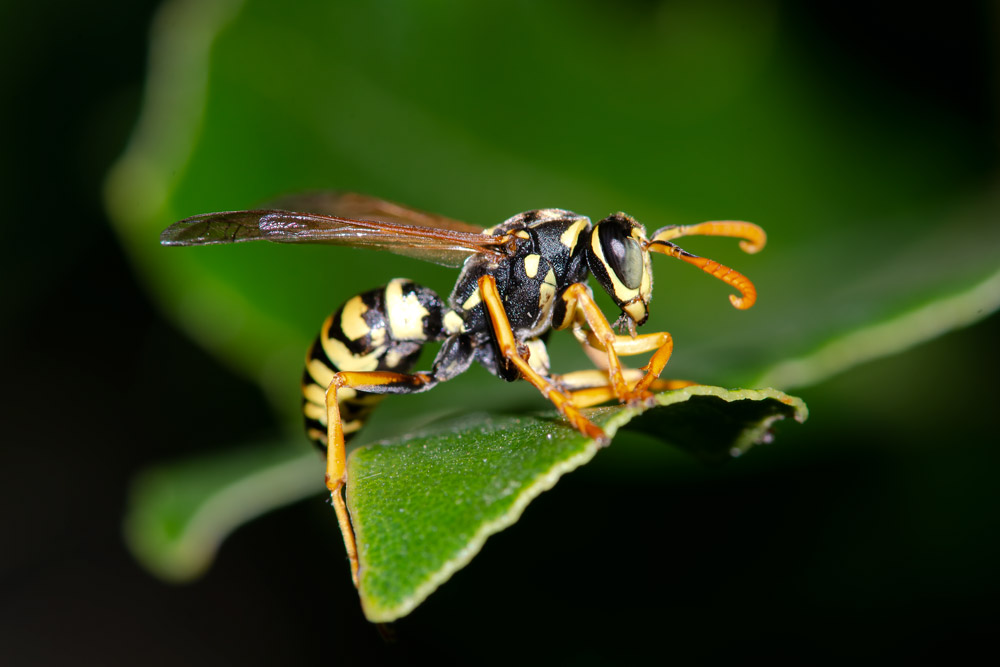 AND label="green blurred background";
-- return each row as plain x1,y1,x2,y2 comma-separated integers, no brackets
2,0,998,664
